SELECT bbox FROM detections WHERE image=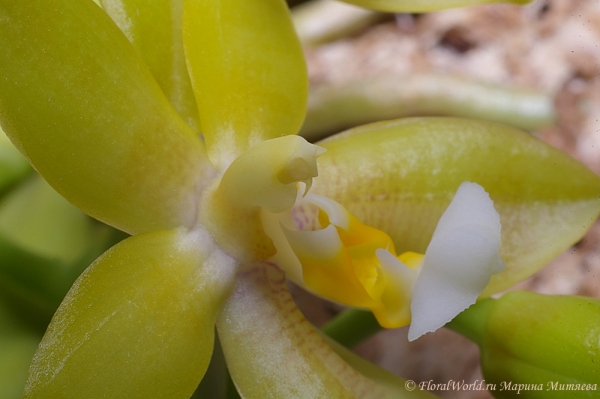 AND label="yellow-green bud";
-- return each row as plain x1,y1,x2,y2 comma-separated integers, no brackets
448,291,600,398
